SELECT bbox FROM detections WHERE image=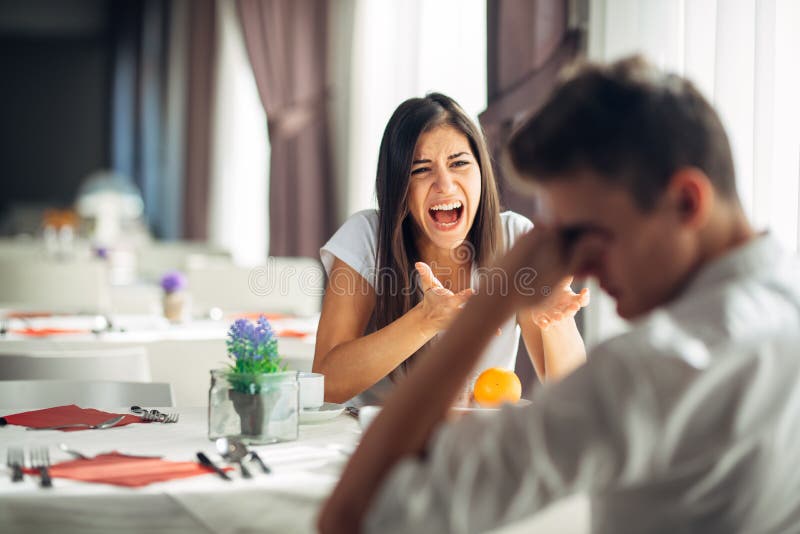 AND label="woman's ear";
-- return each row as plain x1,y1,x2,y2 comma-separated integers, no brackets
667,167,714,228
